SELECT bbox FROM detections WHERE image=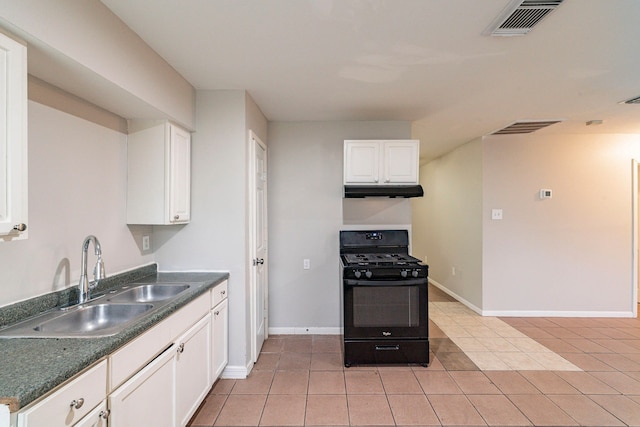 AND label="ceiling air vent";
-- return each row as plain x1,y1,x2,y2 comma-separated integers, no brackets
491,120,562,135
484,0,565,36
623,95,640,105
